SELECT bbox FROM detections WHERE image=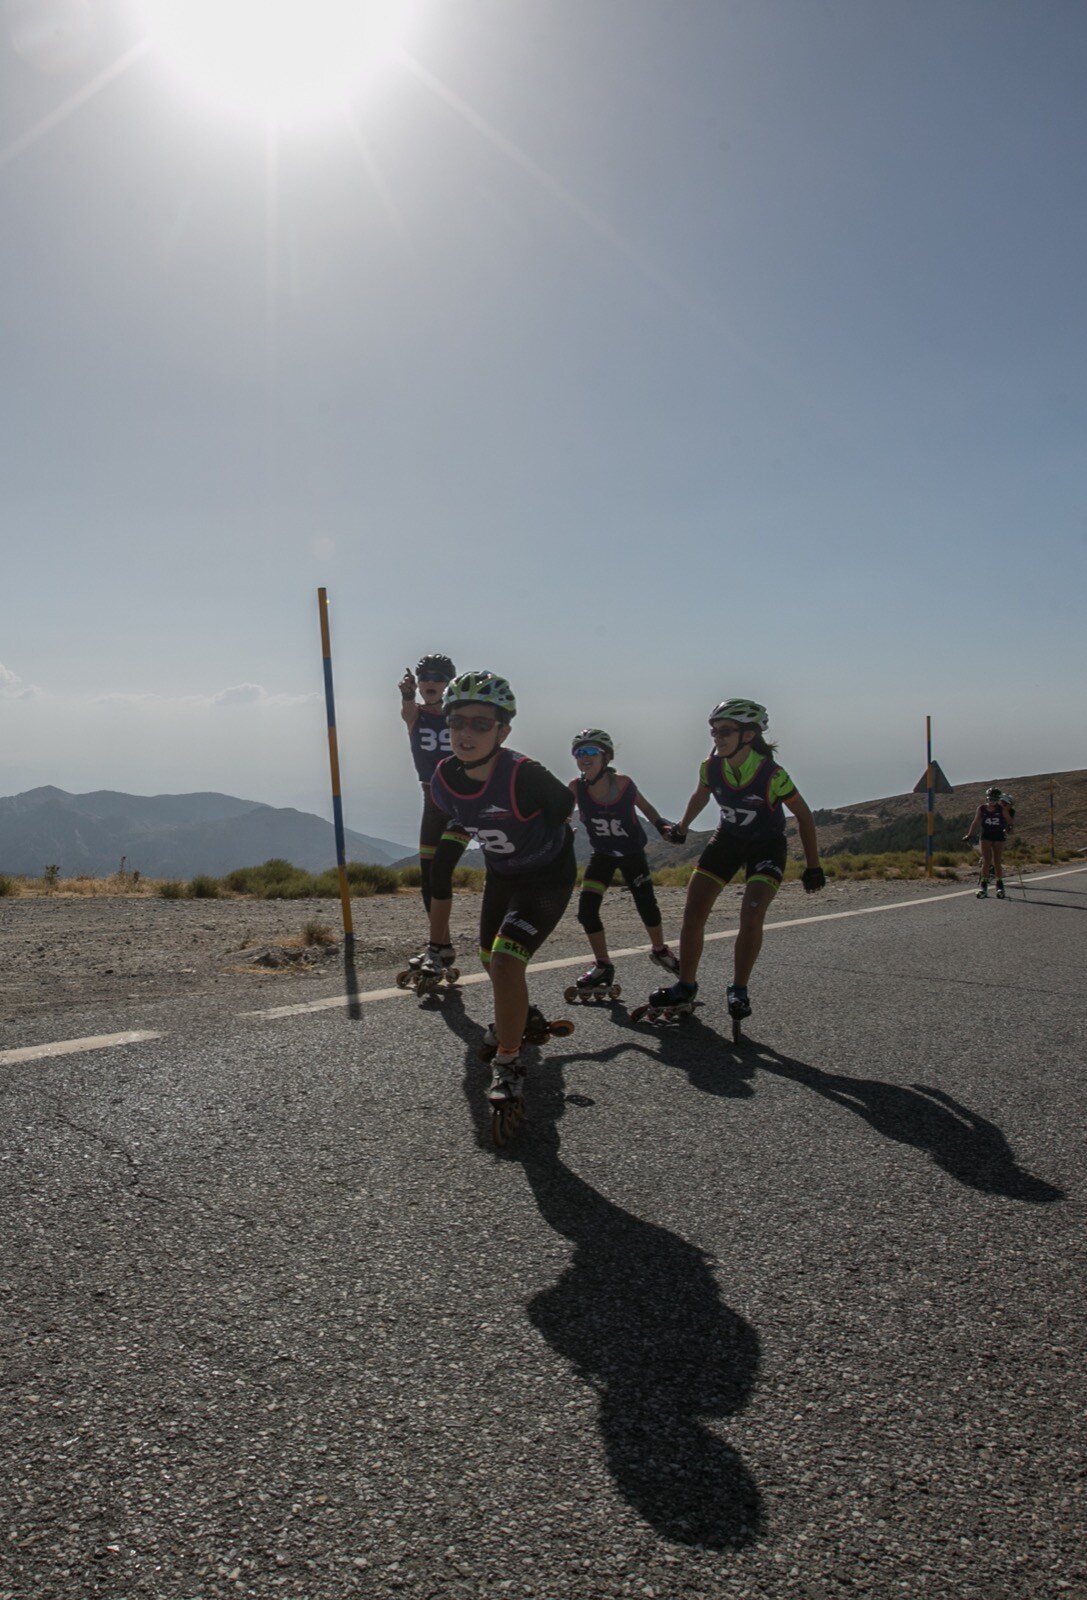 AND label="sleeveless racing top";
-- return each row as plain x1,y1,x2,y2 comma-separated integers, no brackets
573,775,647,858
431,749,568,876
704,753,790,840
979,803,1008,841
409,707,453,784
